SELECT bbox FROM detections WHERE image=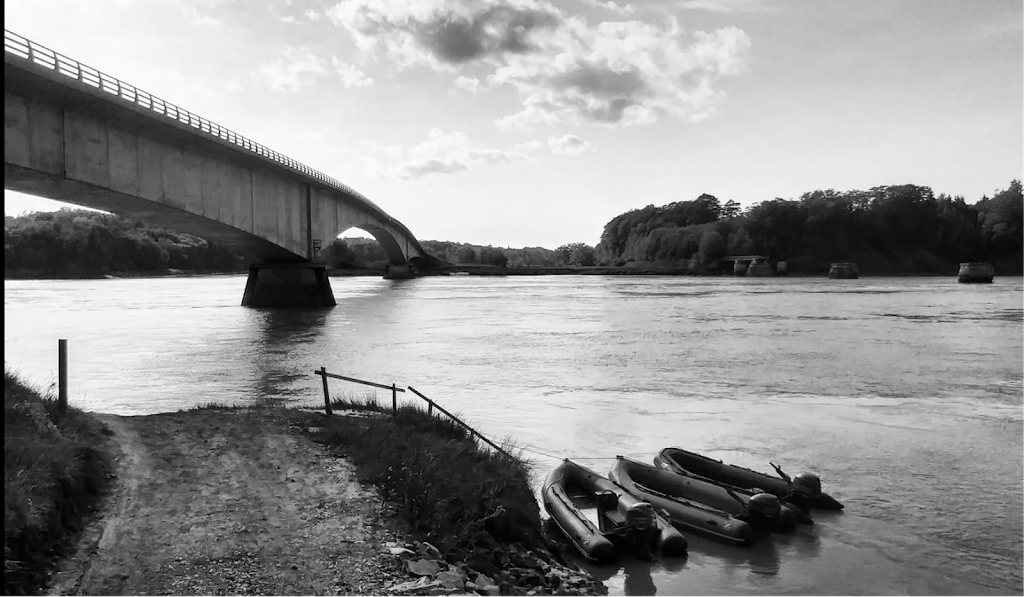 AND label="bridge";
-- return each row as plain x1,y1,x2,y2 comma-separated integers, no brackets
4,30,431,307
